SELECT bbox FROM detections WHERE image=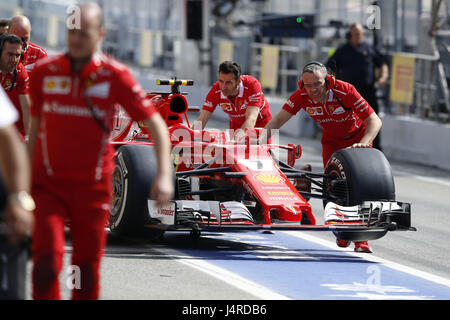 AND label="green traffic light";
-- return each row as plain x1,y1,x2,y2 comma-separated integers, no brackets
296,17,303,23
